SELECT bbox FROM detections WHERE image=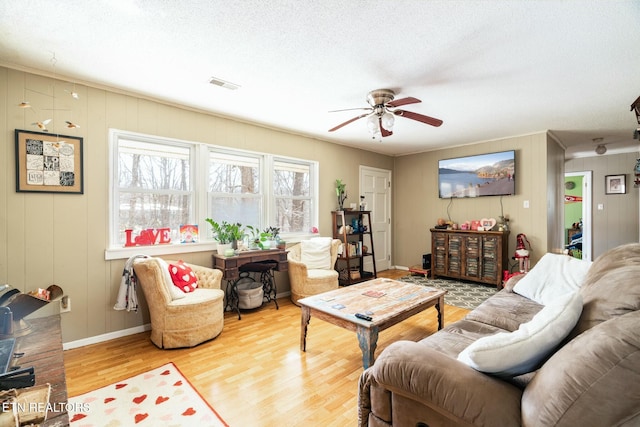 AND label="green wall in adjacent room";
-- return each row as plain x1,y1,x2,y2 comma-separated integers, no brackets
565,175,583,229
